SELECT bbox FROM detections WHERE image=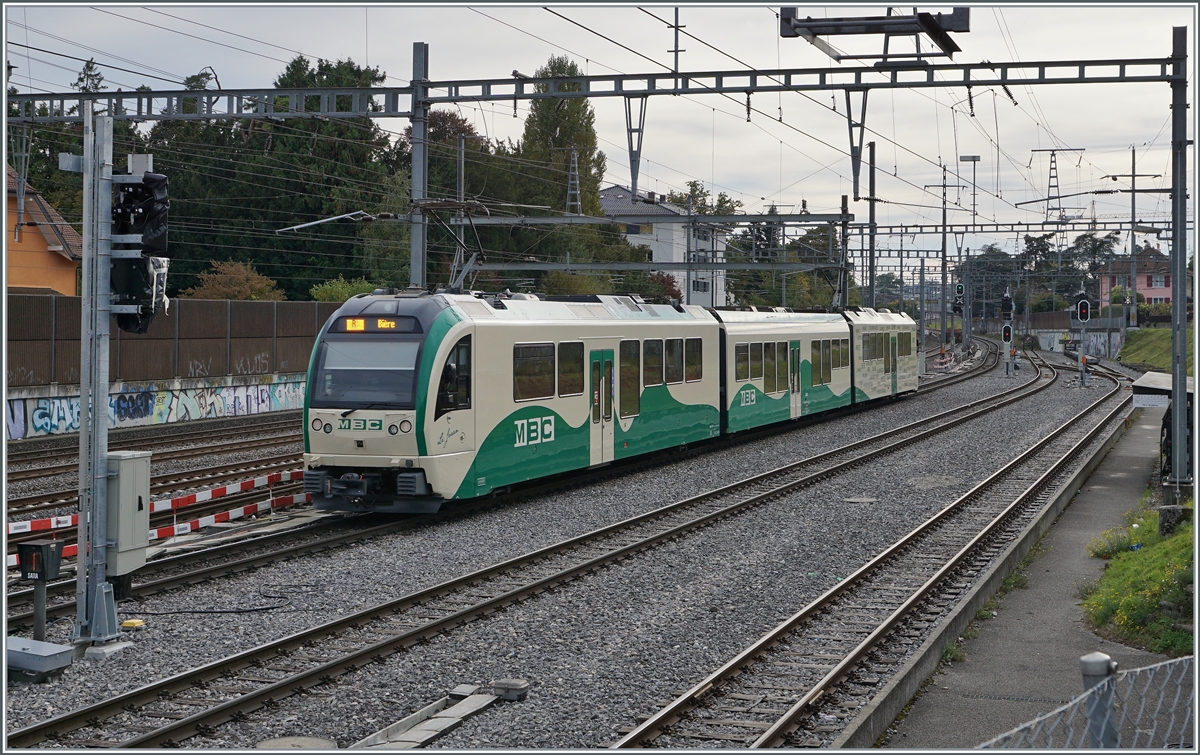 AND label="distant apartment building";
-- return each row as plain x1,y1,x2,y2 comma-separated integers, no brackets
599,185,727,307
